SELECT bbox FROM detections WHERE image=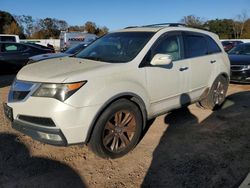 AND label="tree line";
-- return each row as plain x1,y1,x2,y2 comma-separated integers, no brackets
180,12,250,39
0,10,249,39
0,10,109,39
